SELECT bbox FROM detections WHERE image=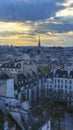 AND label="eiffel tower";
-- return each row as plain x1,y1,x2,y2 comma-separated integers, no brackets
38,36,41,47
